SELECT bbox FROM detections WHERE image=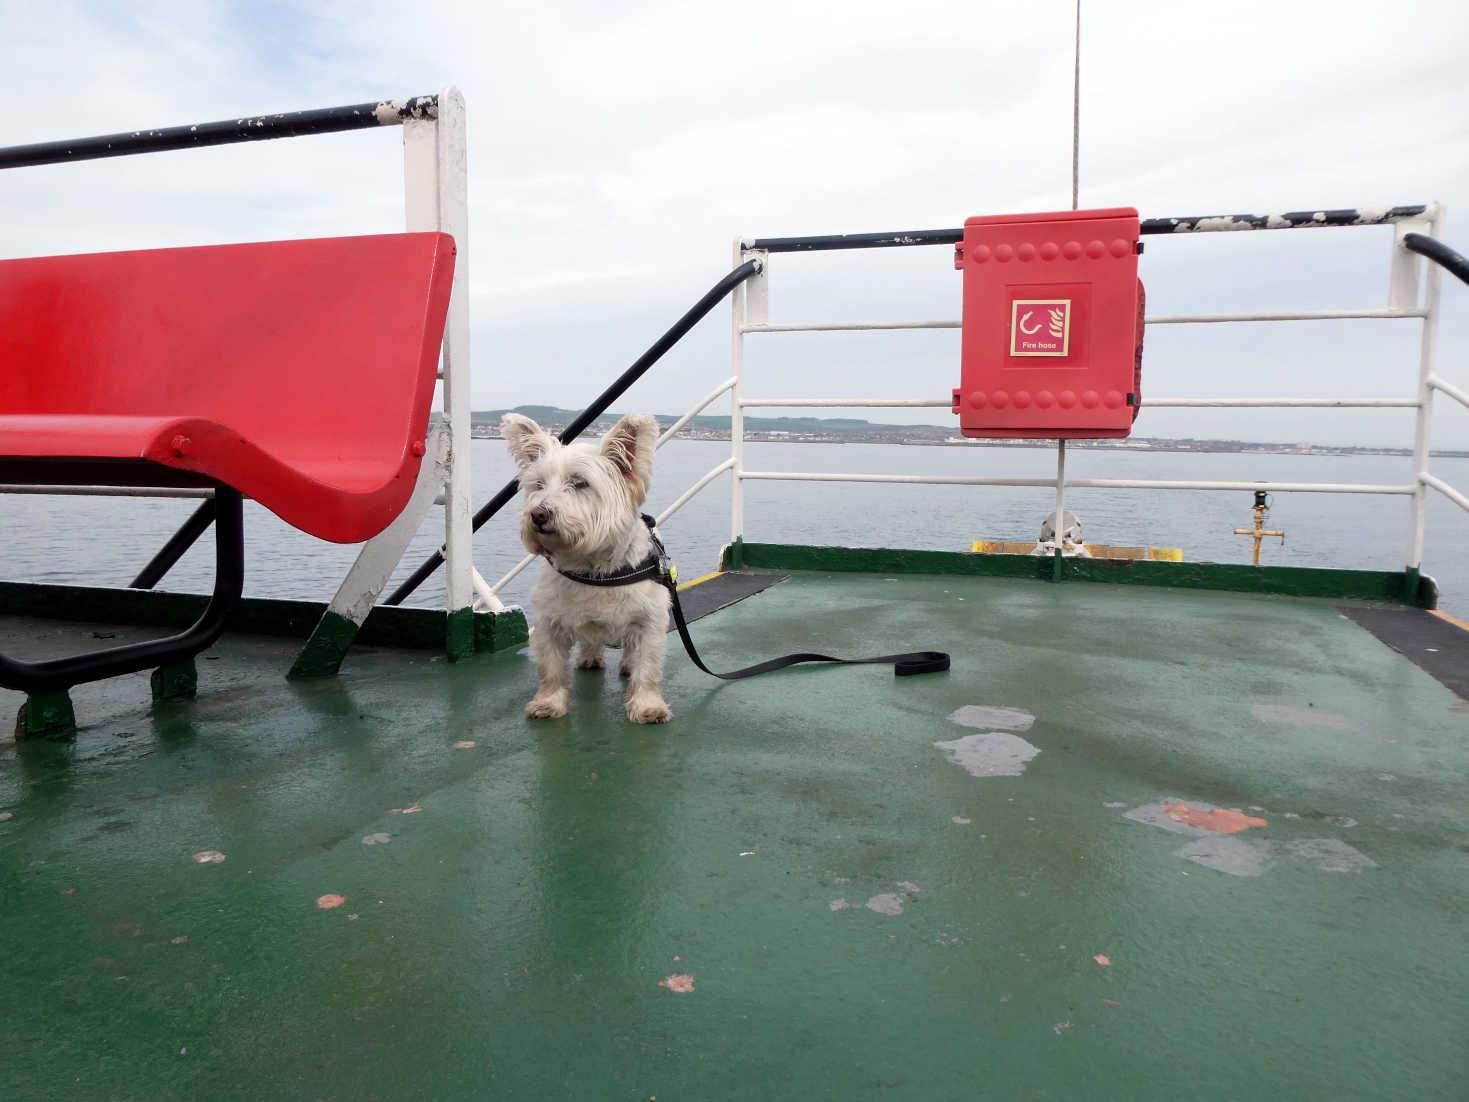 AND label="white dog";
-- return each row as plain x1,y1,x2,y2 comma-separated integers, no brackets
503,412,673,724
